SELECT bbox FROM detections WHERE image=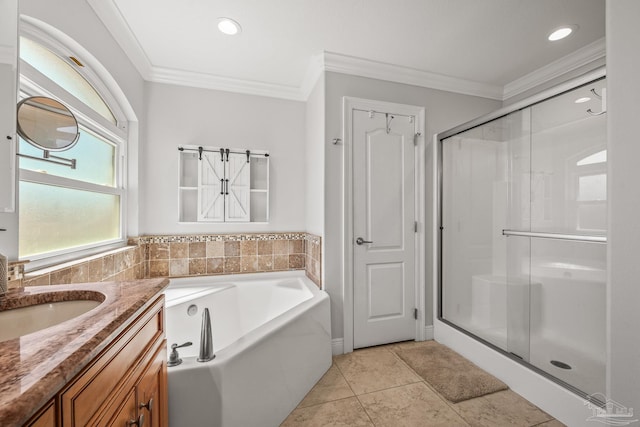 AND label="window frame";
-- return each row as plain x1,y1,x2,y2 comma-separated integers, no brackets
18,31,128,269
